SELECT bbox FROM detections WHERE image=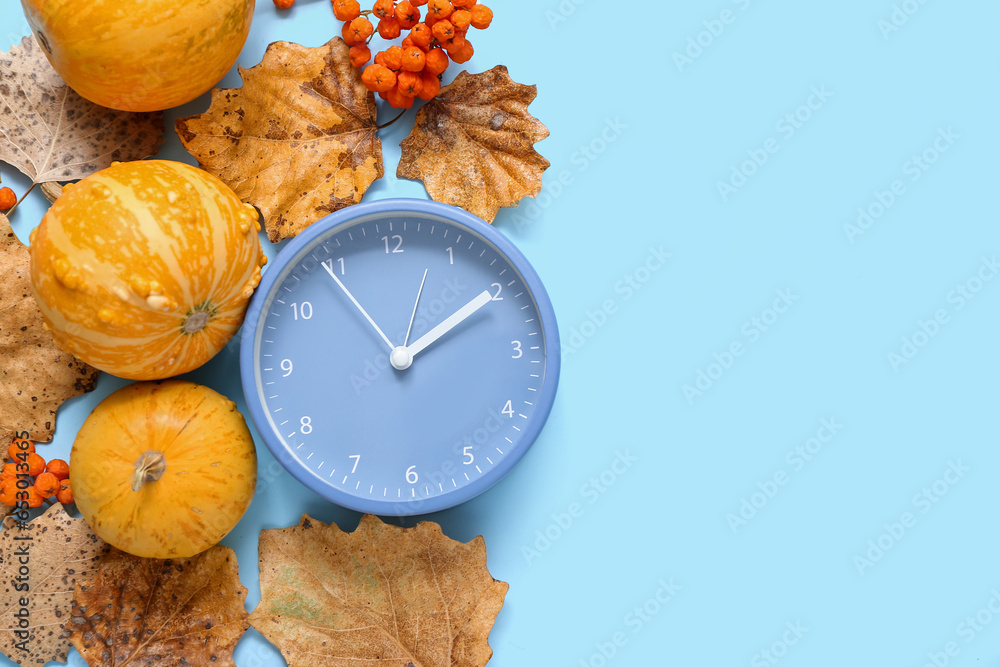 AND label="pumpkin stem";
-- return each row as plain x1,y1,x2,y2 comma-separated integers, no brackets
132,451,167,492
183,310,210,334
